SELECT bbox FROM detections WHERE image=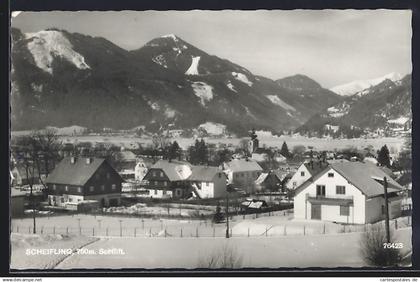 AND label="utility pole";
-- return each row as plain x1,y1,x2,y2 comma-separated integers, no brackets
225,190,229,238
383,177,390,243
